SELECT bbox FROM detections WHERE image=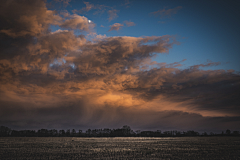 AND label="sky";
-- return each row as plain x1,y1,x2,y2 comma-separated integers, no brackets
0,0,239,132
